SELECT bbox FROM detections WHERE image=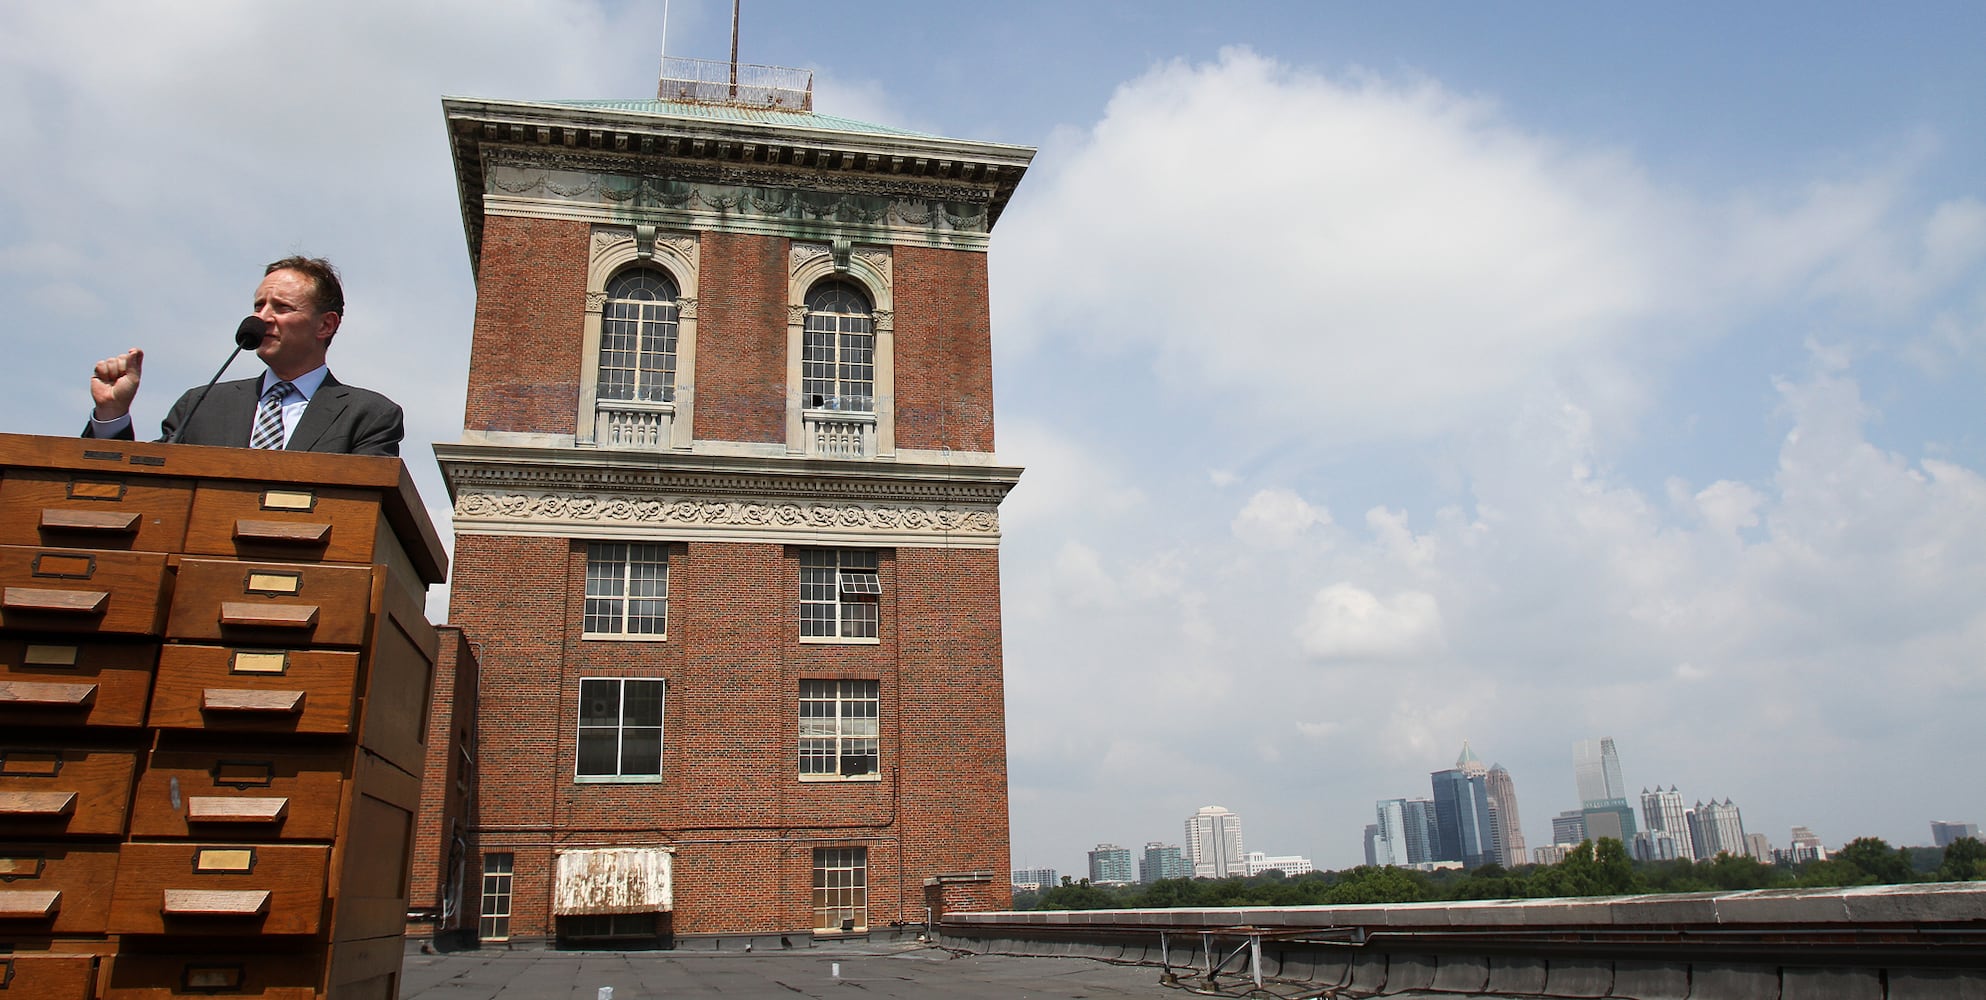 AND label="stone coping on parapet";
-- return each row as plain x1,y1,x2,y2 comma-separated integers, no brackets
944,881,1986,931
